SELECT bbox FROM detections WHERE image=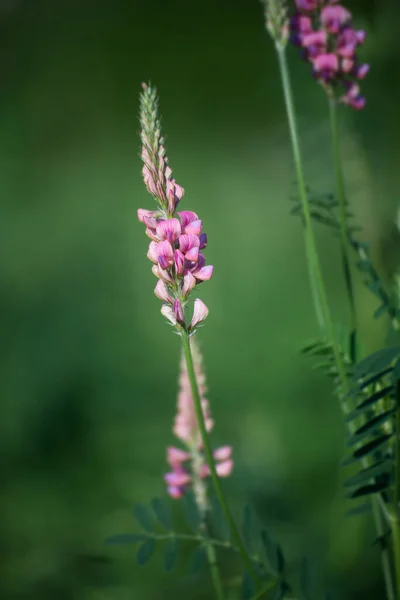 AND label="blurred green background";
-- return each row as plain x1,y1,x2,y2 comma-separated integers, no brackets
0,0,400,598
